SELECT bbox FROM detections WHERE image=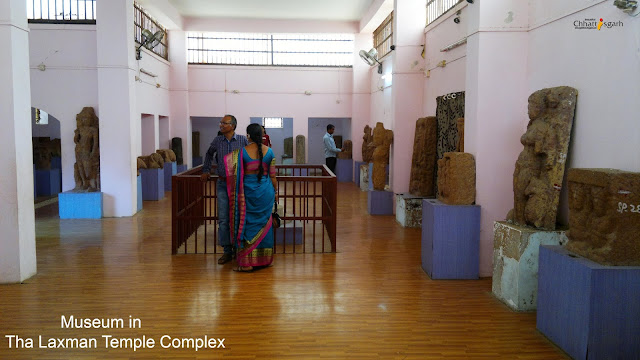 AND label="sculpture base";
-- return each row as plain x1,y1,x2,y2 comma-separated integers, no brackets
537,246,640,360
177,164,187,173
137,175,142,212
395,193,430,228
336,158,353,182
274,224,304,245
164,162,177,191
59,190,103,219
359,163,370,191
492,221,567,311
35,168,61,196
140,168,164,201
421,199,480,279
192,156,203,167
367,190,393,215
